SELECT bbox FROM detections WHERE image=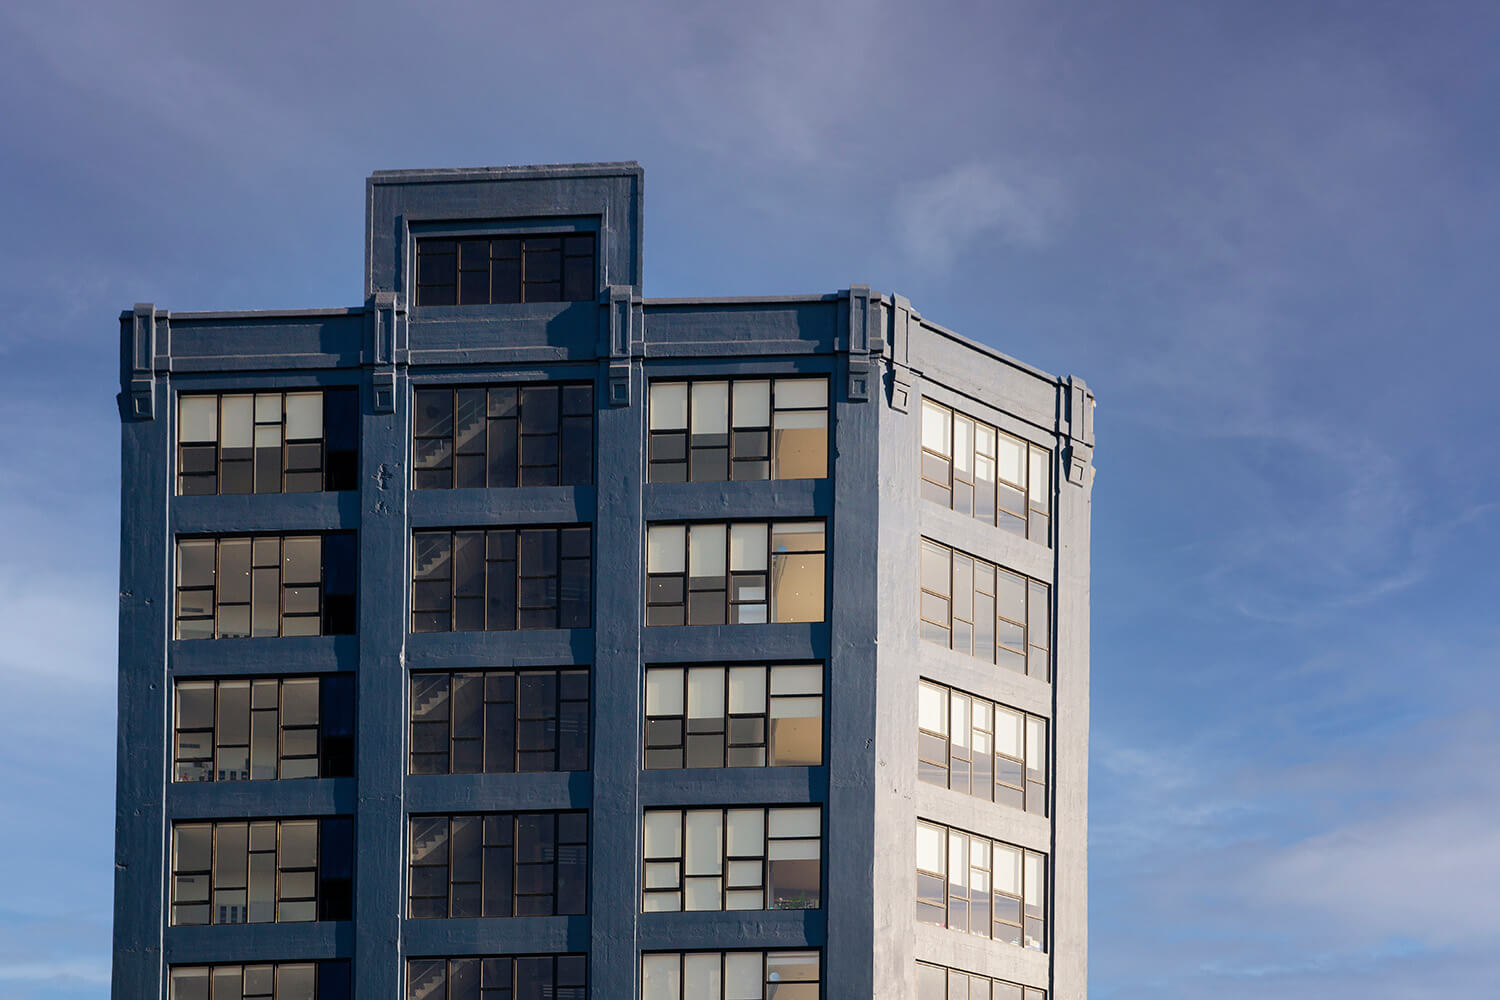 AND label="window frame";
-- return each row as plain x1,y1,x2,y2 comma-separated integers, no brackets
411,382,594,490
406,811,589,919
645,520,826,626
405,954,587,1000
646,376,831,483
915,961,1046,1000
643,662,824,769
170,817,352,926
174,533,357,641
917,679,1048,816
172,674,354,782
168,961,350,1000
915,819,1046,951
641,950,822,1000
414,233,597,306
920,397,1052,544
641,805,822,913
408,667,590,775
919,538,1051,680
411,526,592,633
176,388,358,497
